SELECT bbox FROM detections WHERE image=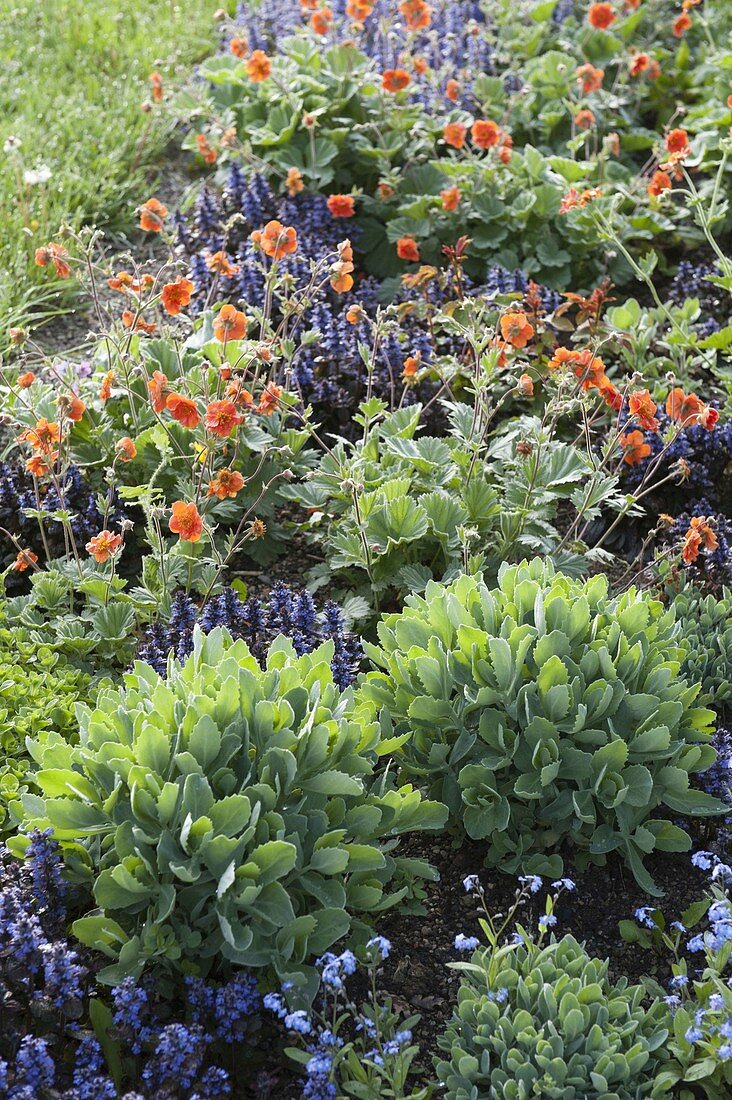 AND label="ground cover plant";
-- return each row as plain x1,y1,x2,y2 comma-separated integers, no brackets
1,0,732,1095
